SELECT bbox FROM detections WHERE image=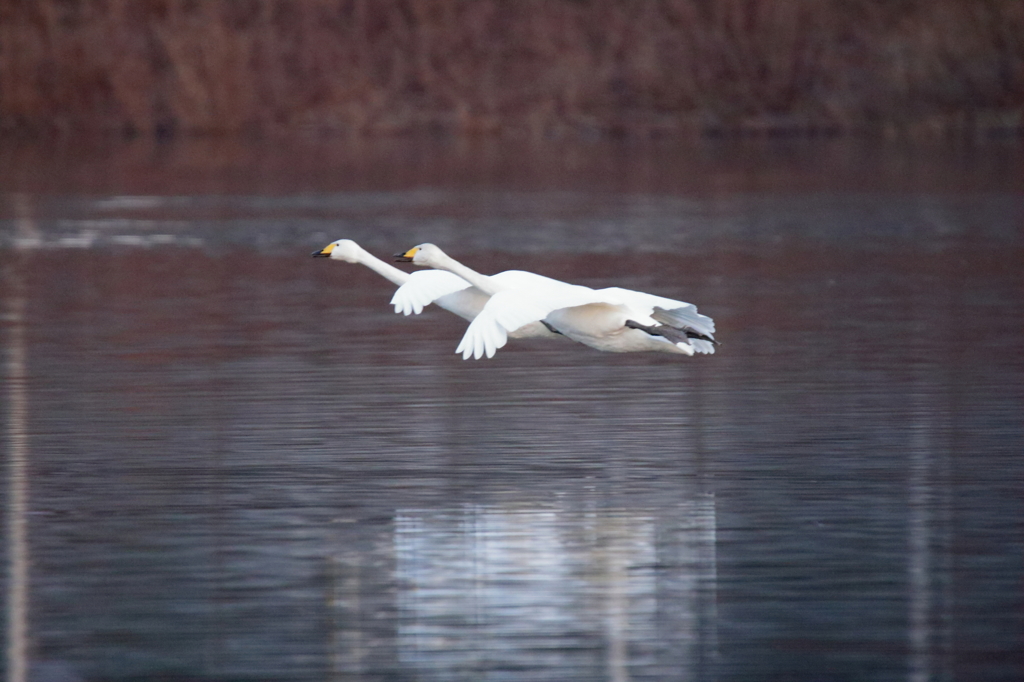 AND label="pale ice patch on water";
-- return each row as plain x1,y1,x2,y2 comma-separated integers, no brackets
1,222,203,250
5,191,1019,259
92,195,178,211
